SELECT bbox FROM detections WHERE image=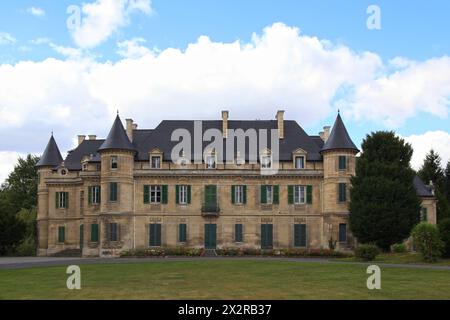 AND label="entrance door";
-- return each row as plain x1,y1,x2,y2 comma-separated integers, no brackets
204,224,217,249
261,224,273,249
79,224,84,251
